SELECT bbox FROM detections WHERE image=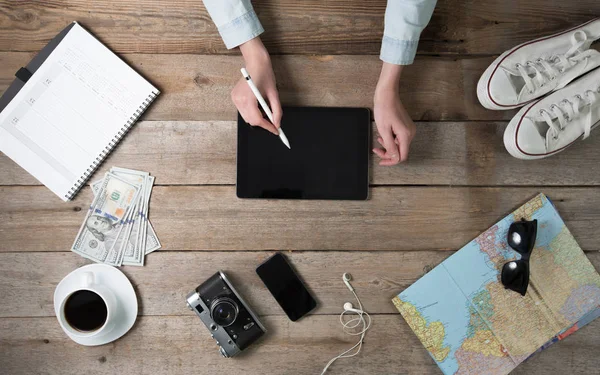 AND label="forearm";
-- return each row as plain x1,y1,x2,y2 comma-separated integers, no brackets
376,63,404,93
239,37,269,62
